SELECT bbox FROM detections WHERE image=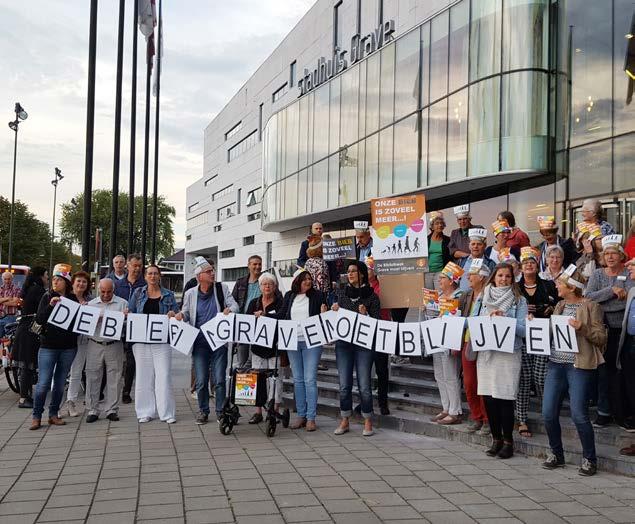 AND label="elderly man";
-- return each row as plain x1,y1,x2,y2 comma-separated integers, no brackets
297,222,324,267
181,258,238,425
85,279,128,423
231,255,262,368
458,228,496,291
448,207,483,260
106,254,127,281
0,271,21,338
355,226,373,261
